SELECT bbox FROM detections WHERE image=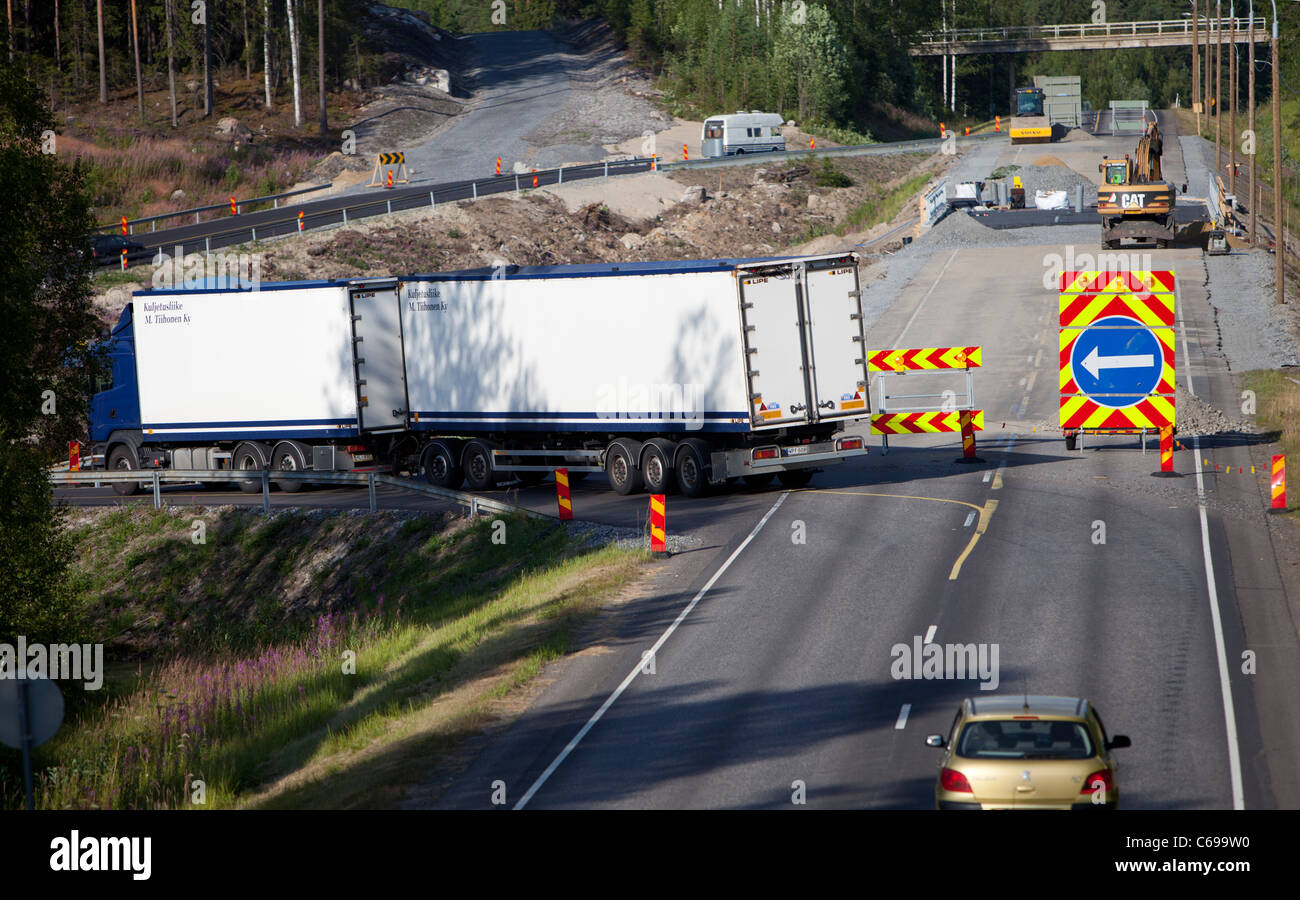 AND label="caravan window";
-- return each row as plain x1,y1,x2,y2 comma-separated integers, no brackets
704,122,723,139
